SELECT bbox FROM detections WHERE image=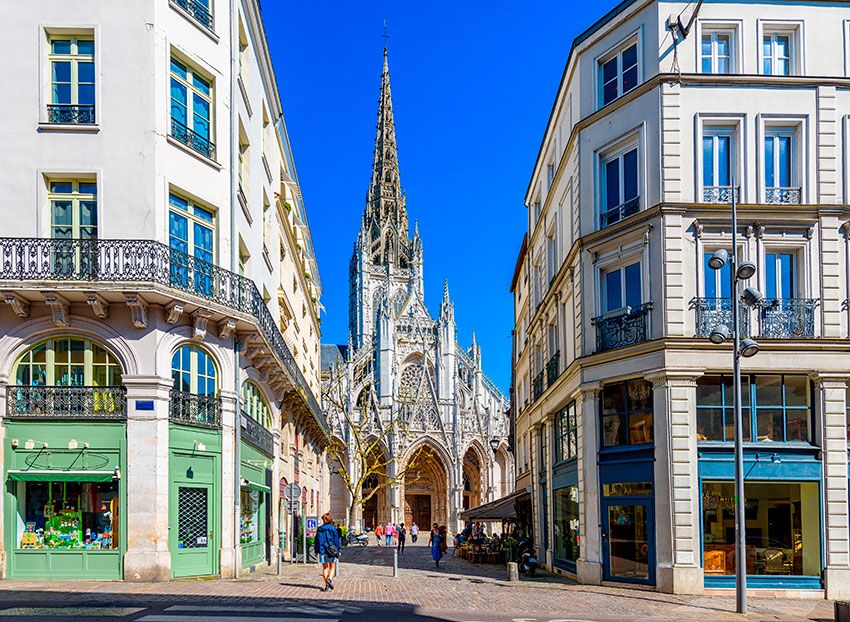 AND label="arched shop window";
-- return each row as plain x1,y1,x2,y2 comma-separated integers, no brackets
14,337,122,387
241,381,271,429
171,344,216,396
